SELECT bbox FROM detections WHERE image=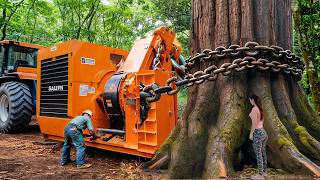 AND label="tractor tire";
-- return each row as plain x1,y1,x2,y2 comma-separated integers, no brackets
0,81,33,133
